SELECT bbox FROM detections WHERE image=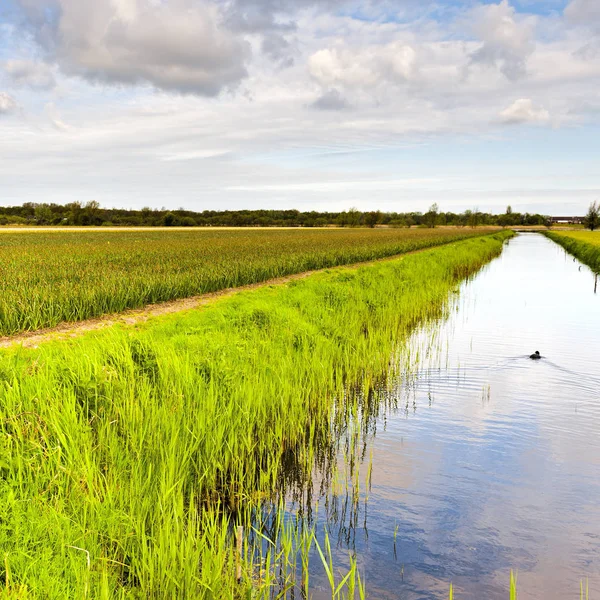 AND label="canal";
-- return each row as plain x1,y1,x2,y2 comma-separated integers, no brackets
305,232,600,599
